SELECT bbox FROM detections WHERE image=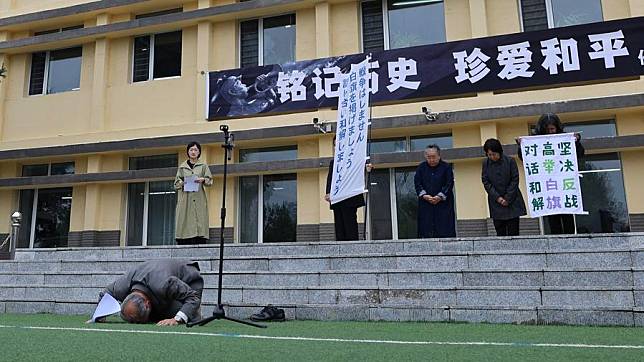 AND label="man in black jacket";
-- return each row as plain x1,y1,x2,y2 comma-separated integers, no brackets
324,137,367,241
97,259,203,326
